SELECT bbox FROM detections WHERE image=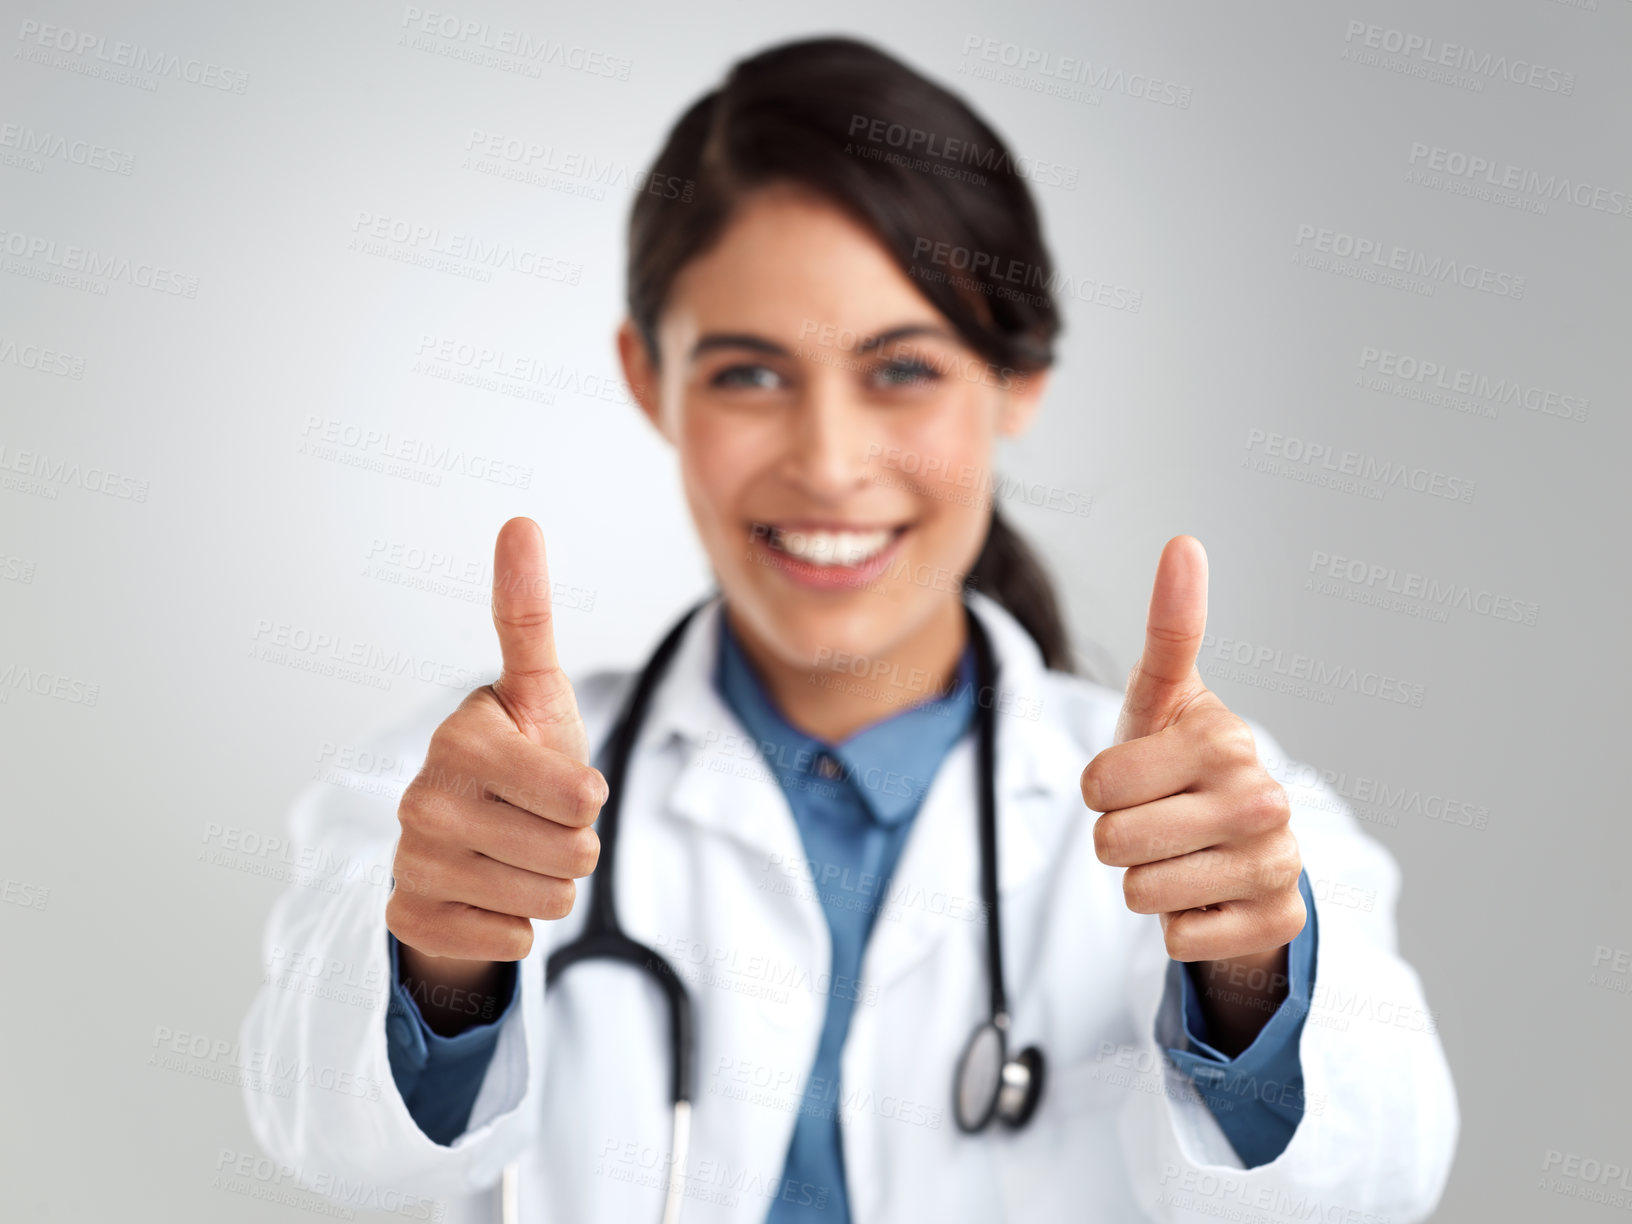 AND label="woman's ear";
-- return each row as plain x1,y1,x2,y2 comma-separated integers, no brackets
997,367,1049,438
616,318,668,439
